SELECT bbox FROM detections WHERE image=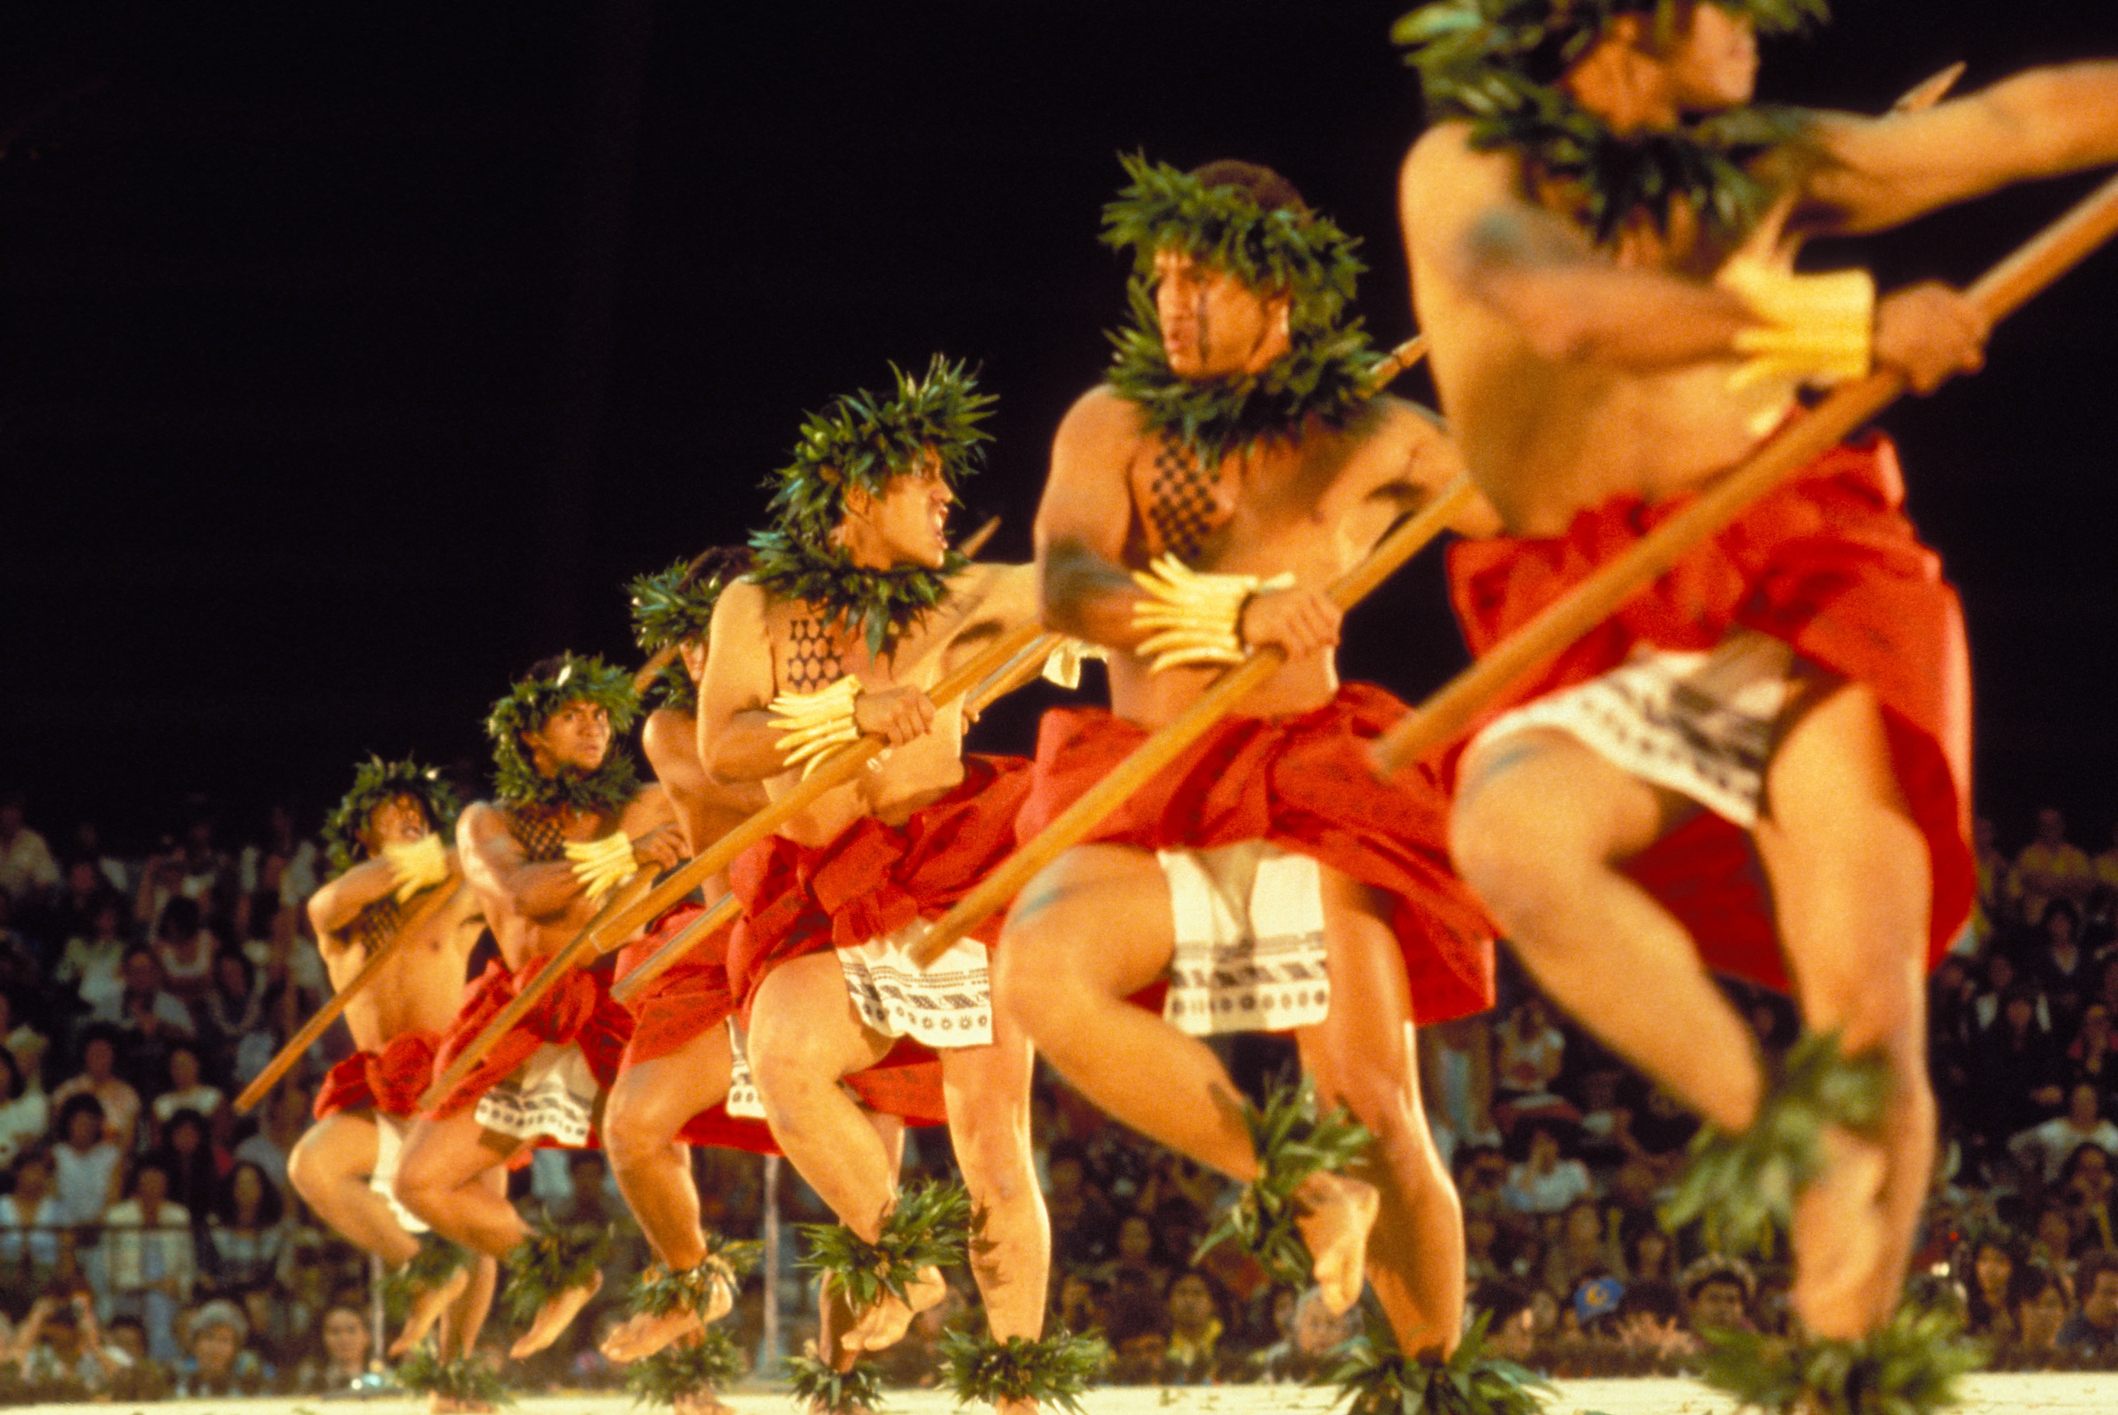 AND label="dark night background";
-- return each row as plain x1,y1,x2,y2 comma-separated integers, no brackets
3,2,2112,848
